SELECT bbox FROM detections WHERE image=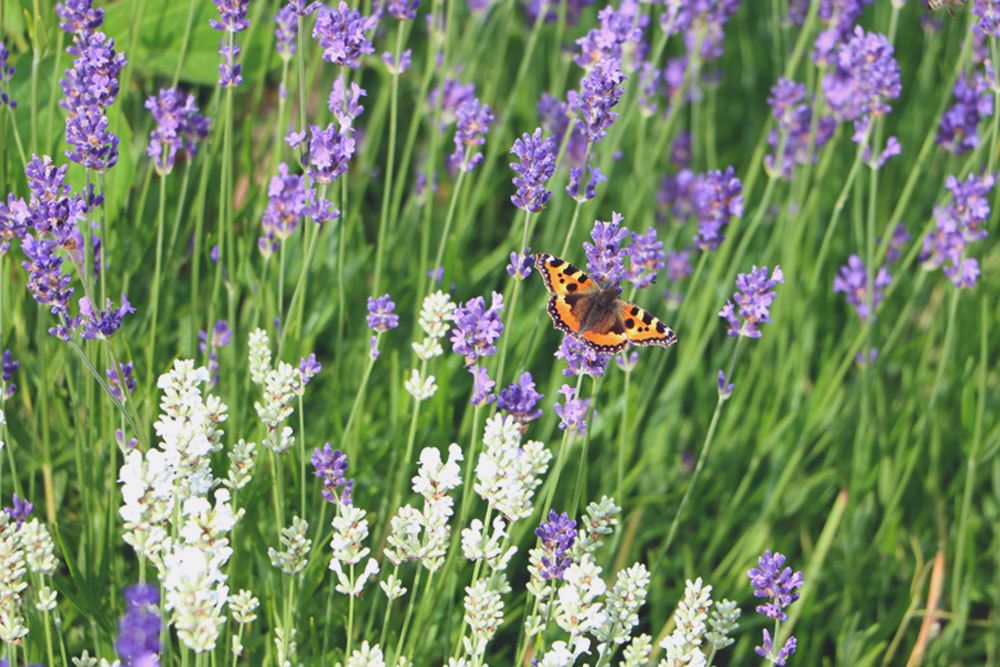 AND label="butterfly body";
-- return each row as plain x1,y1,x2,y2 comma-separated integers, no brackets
535,252,678,353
